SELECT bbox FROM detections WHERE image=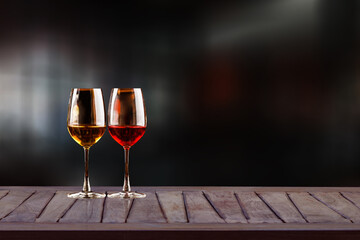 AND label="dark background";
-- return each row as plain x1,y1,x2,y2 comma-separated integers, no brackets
0,0,359,187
